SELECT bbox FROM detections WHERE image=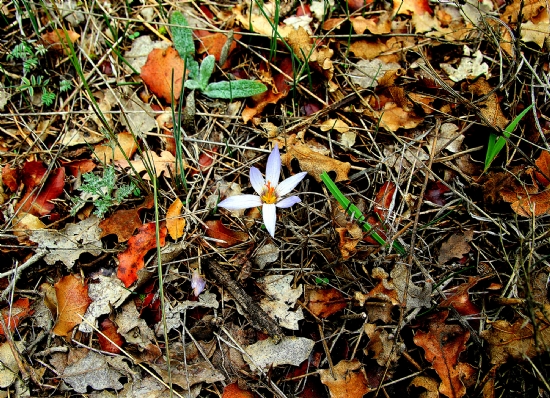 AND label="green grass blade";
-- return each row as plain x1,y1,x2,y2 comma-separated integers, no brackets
320,172,406,256
484,104,533,171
